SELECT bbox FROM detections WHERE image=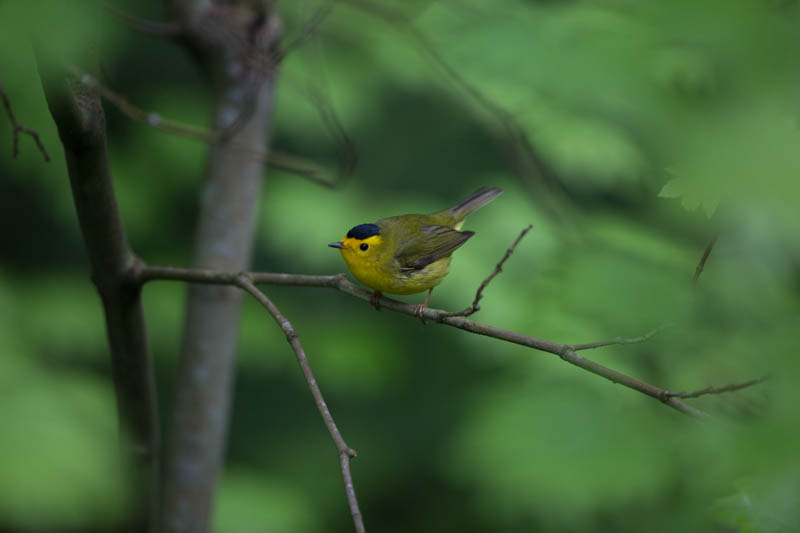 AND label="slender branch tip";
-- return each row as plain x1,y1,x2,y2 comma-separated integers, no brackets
440,224,532,319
